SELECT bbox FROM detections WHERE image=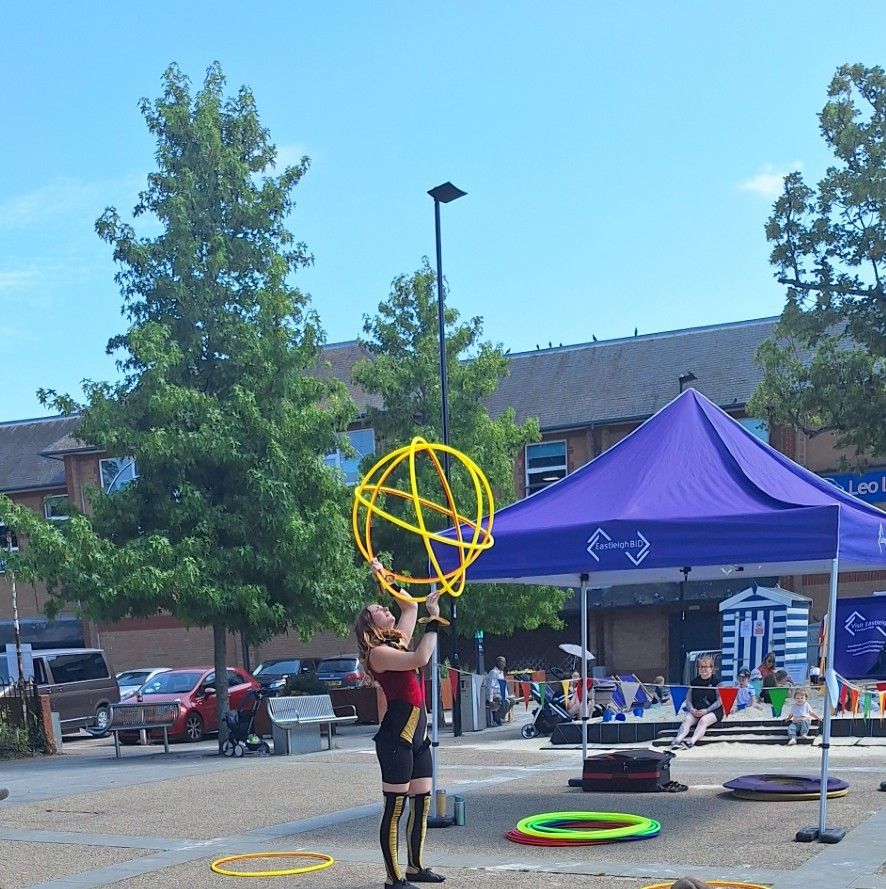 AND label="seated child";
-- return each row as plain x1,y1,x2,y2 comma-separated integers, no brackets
735,668,756,710
785,687,821,746
651,675,671,705
760,668,791,704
